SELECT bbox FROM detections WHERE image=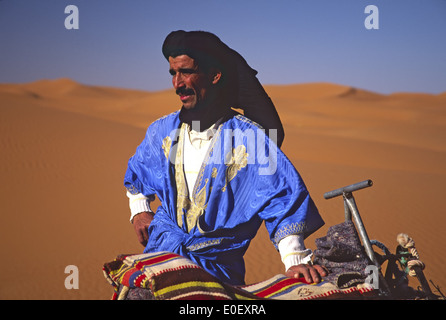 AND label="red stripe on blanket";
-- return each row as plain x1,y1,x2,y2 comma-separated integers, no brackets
134,253,180,270
255,277,310,298
121,268,138,286
134,273,148,287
